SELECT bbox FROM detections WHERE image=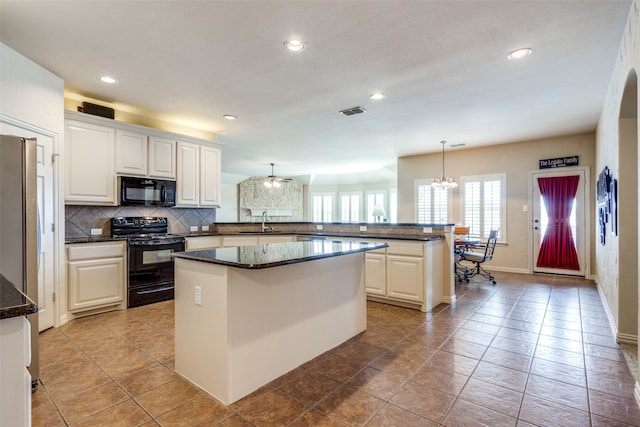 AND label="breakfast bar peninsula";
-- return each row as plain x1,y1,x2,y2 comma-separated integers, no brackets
172,239,387,405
